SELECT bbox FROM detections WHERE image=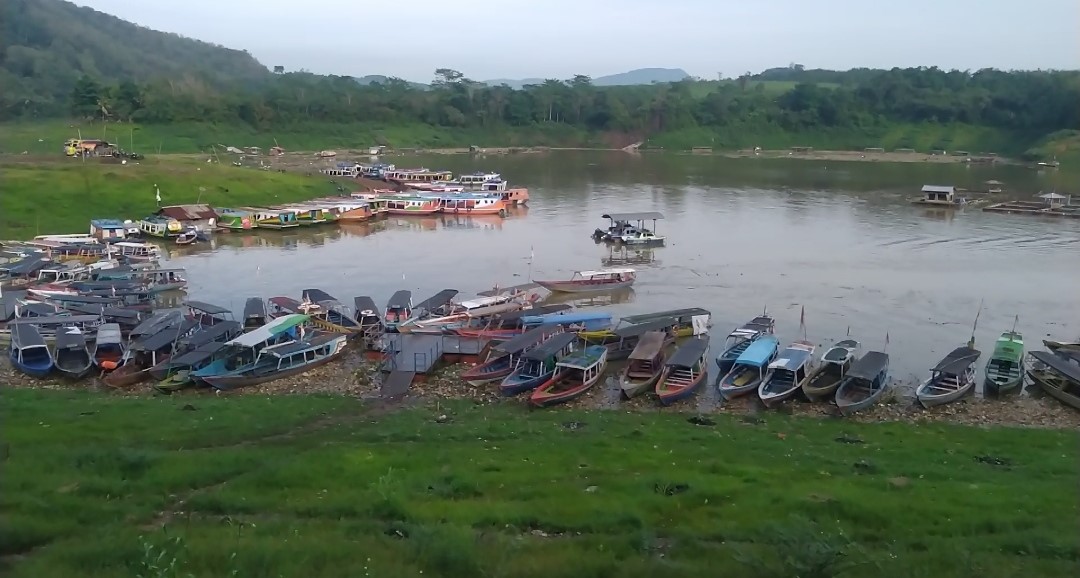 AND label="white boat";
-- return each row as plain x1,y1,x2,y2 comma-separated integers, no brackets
110,242,160,262
915,346,981,408
613,229,665,245
535,268,636,294
758,340,816,407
